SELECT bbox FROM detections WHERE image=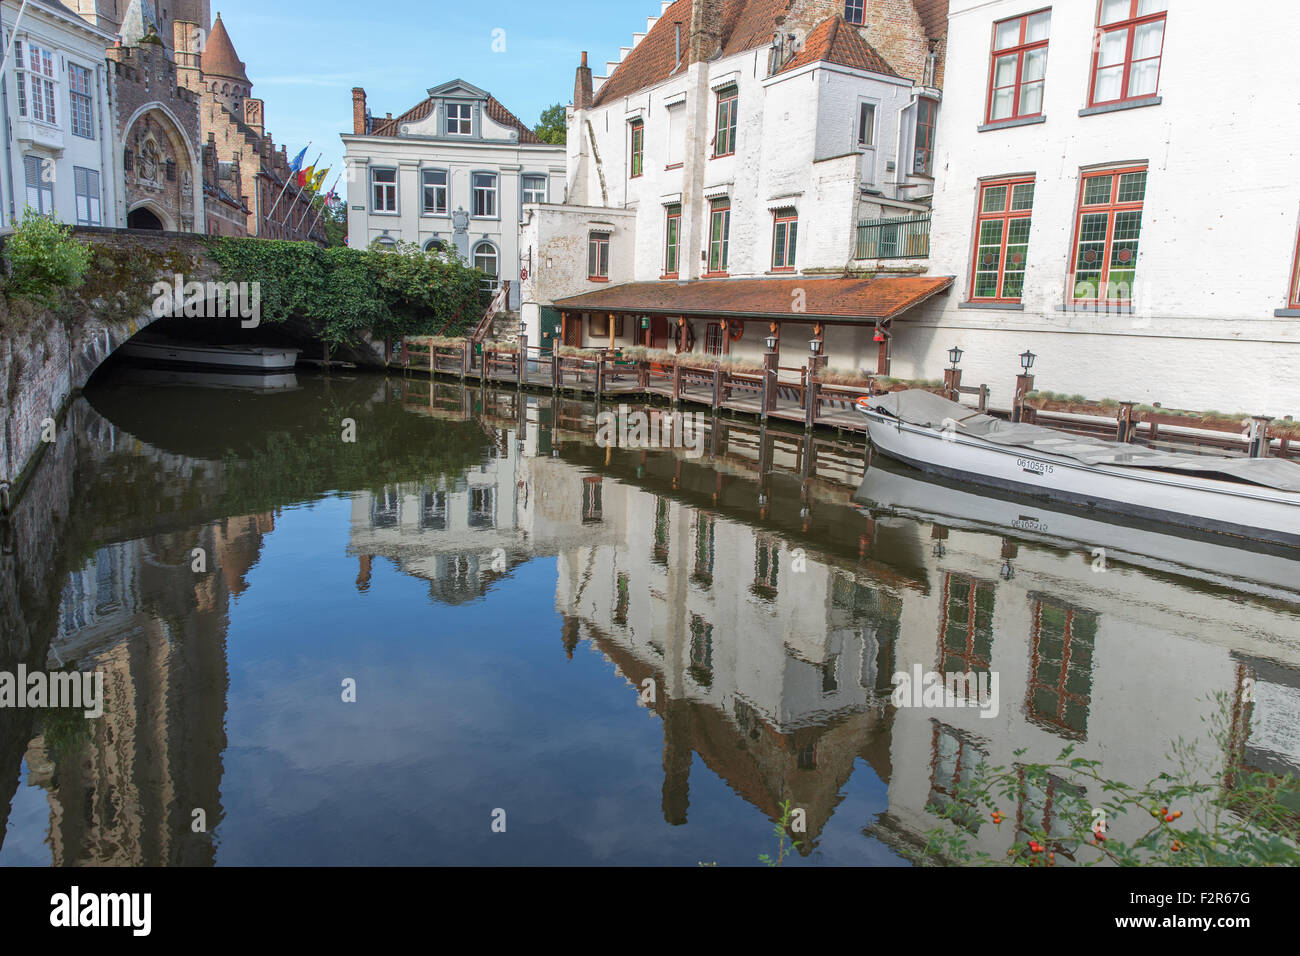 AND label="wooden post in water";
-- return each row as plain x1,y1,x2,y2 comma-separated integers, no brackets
1117,401,1137,442
595,354,605,397
672,360,682,406
1247,416,1273,458
712,365,722,411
